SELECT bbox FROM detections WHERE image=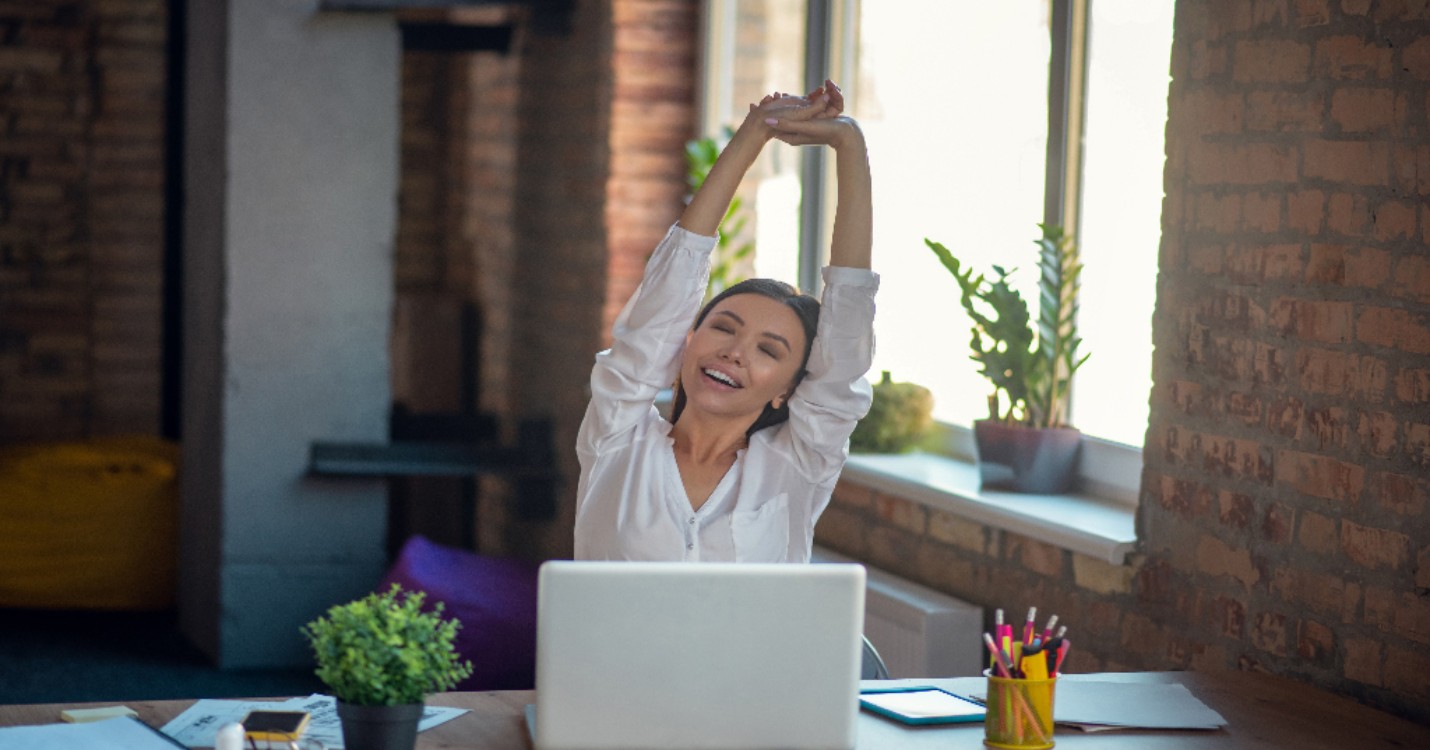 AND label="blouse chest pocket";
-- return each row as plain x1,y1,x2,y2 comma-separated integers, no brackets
730,494,791,563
